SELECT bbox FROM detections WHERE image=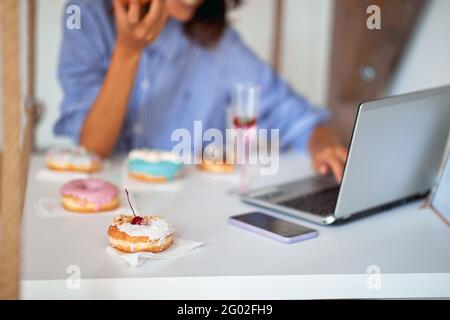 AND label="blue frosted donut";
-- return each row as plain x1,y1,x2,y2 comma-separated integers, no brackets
127,149,183,183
